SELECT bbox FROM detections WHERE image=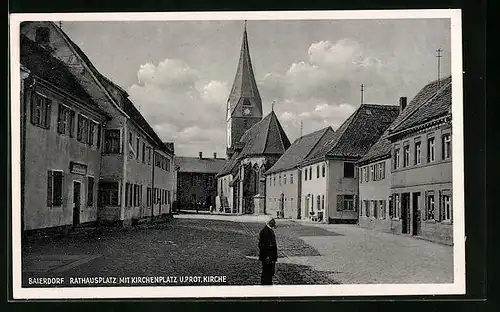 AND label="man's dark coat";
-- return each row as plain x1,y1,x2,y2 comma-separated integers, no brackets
259,225,278,285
